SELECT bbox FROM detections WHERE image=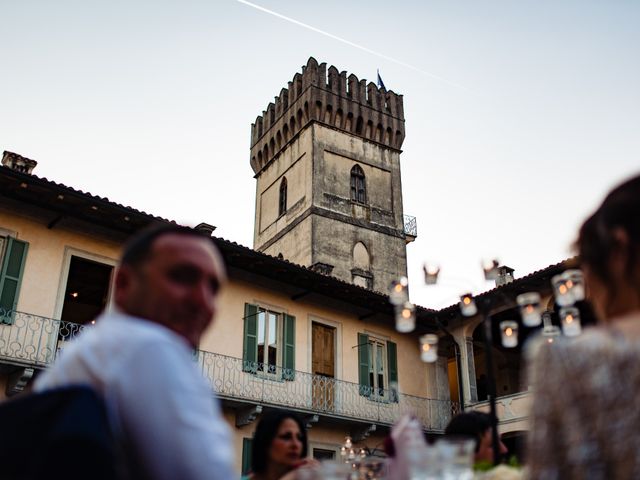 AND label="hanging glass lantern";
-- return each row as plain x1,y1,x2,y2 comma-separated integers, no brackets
552,273,573,306
482,259,500,281
423,263,440,285
517,292,542,327
459,293,477,317
500,320,519,348
560,306,582,337
542,325,561,343
389,277,409,305
420,334,439,363
395,302,416,333
565,269,585,302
